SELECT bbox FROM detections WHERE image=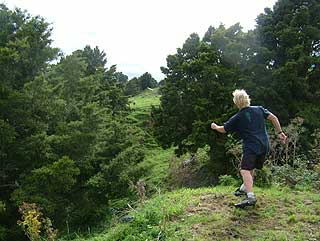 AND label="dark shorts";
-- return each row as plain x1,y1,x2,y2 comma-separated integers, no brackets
240,152,266,170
